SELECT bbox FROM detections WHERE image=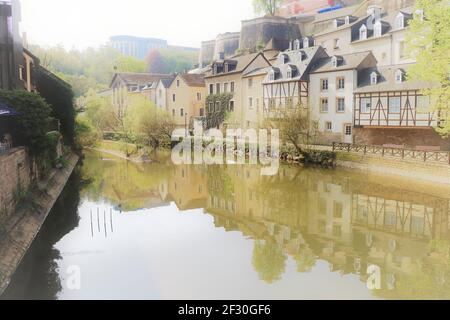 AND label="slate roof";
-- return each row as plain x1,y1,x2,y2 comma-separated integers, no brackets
180,73,205,87
264,45,328,83
110,73,174,87
205,52,270,78
355,64,433,93
310,51,376,74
